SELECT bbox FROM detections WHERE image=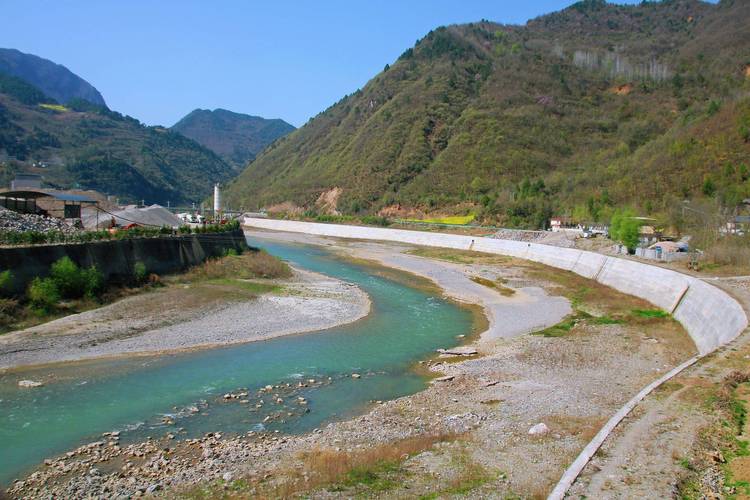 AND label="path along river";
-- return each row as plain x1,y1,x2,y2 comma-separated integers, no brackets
0,237,477,485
